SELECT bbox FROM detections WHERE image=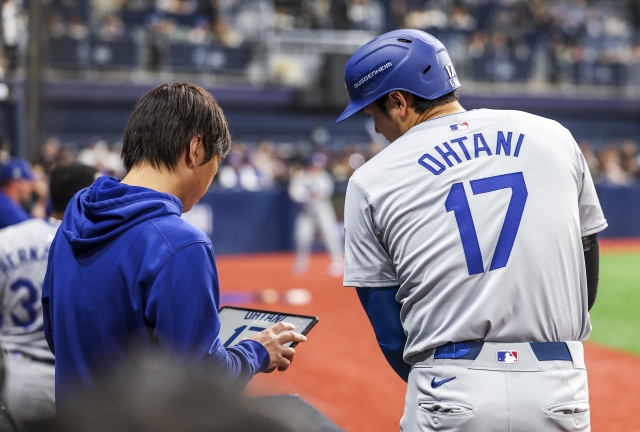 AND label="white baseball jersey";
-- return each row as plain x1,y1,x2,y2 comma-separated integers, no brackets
343,109,607,364
289,168,335,205
0,218,58,360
